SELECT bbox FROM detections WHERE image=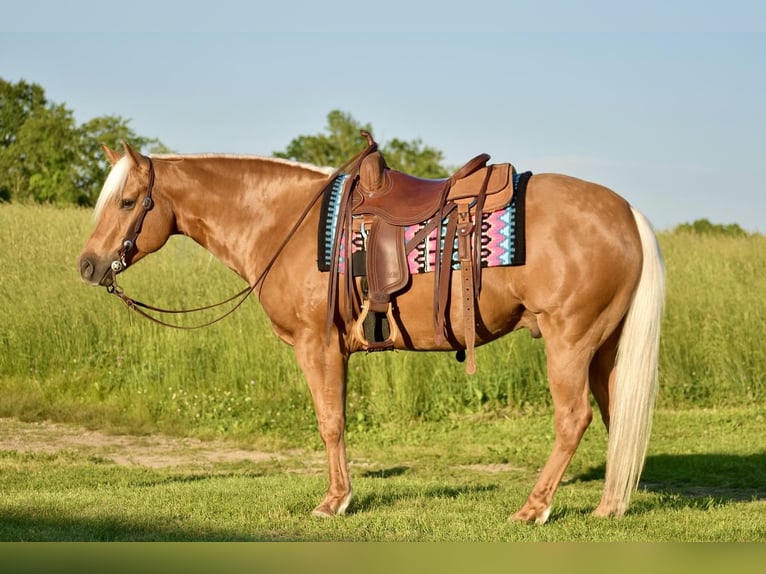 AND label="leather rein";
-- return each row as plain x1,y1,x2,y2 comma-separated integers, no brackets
105,146,373,329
